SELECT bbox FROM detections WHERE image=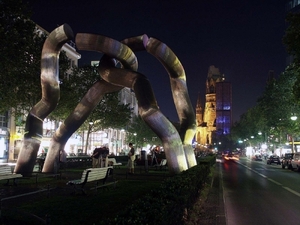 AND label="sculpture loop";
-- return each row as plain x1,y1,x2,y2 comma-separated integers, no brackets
15,25,196,175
